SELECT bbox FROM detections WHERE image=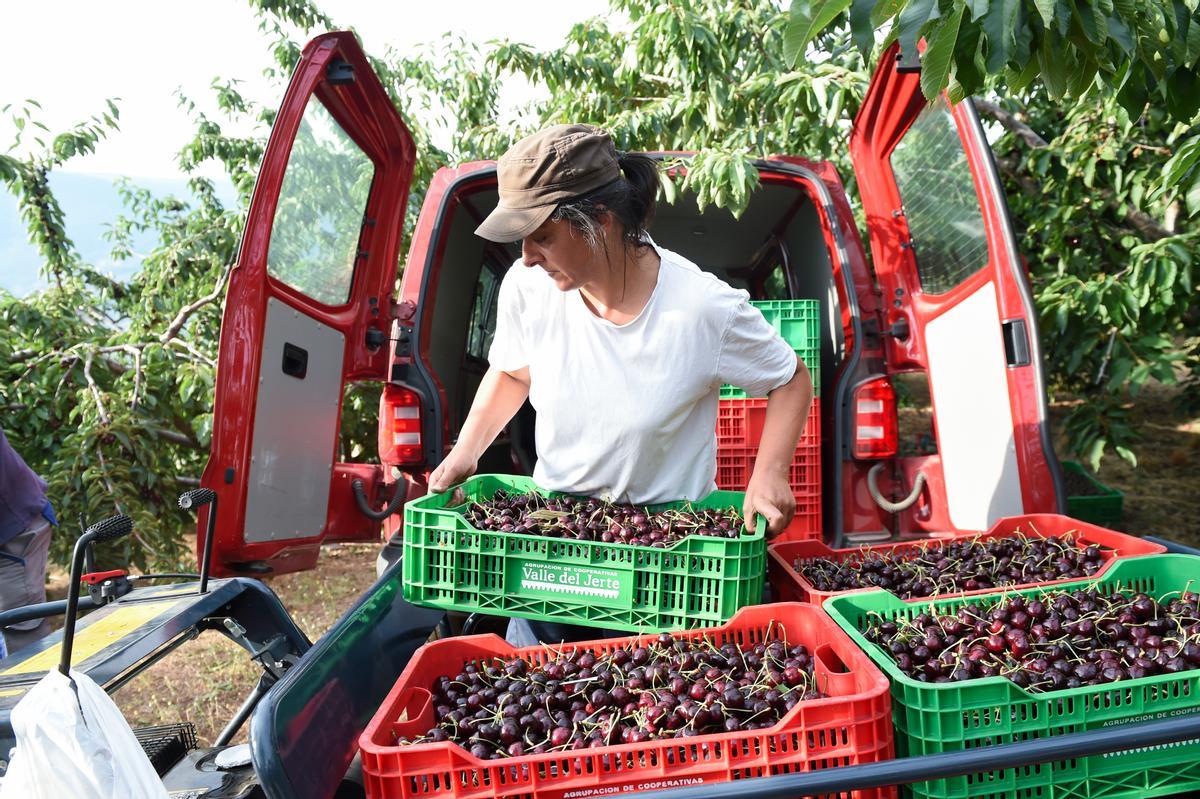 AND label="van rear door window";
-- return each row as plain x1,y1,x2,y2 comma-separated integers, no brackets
889,99,988,295
266,97,375,306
